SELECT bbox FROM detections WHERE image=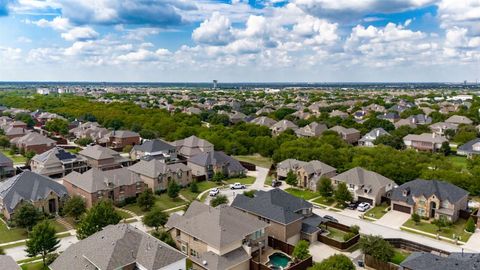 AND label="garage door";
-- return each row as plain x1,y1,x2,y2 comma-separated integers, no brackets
393,204,411,214
357,196,373,205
